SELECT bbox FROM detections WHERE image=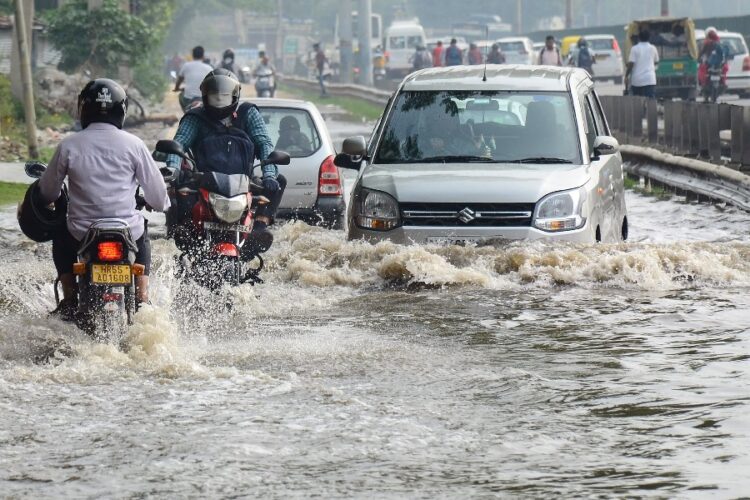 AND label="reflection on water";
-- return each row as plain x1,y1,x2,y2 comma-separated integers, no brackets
0,191,749,497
